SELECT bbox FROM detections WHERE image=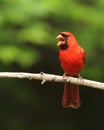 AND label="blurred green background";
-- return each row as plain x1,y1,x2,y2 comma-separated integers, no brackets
0,0,104,129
